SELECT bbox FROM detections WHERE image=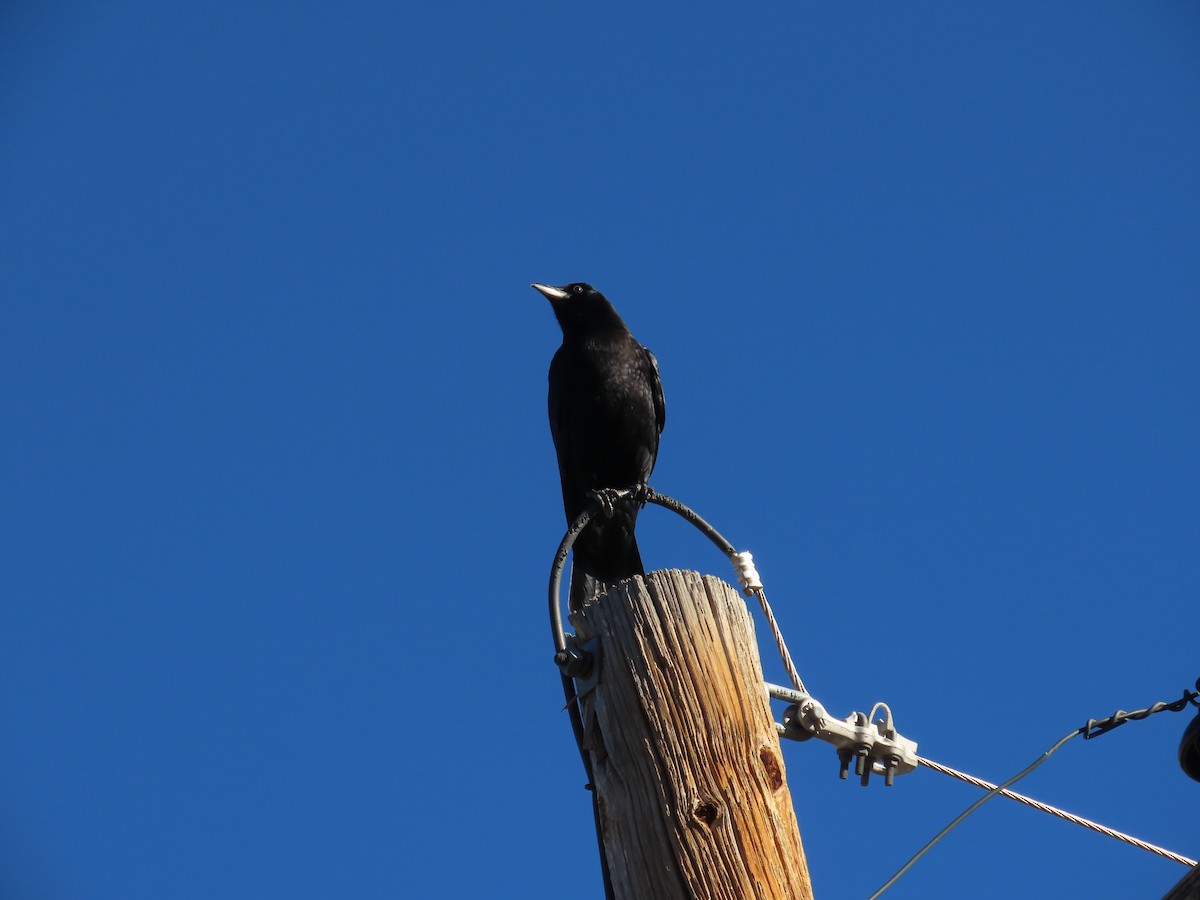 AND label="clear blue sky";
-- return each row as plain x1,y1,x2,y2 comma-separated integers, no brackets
2,3,1197,898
